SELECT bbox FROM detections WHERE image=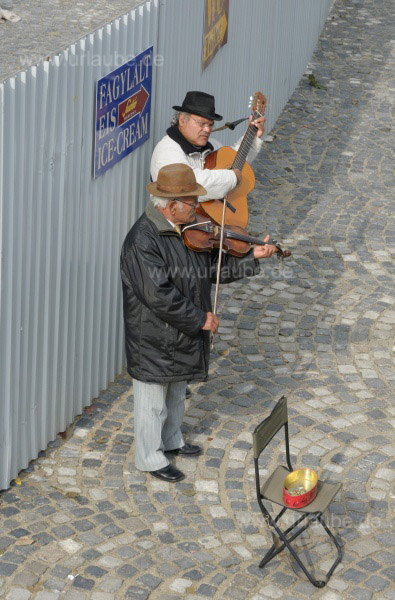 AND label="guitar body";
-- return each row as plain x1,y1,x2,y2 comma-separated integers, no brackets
200,147,255,228
198,92,266,228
